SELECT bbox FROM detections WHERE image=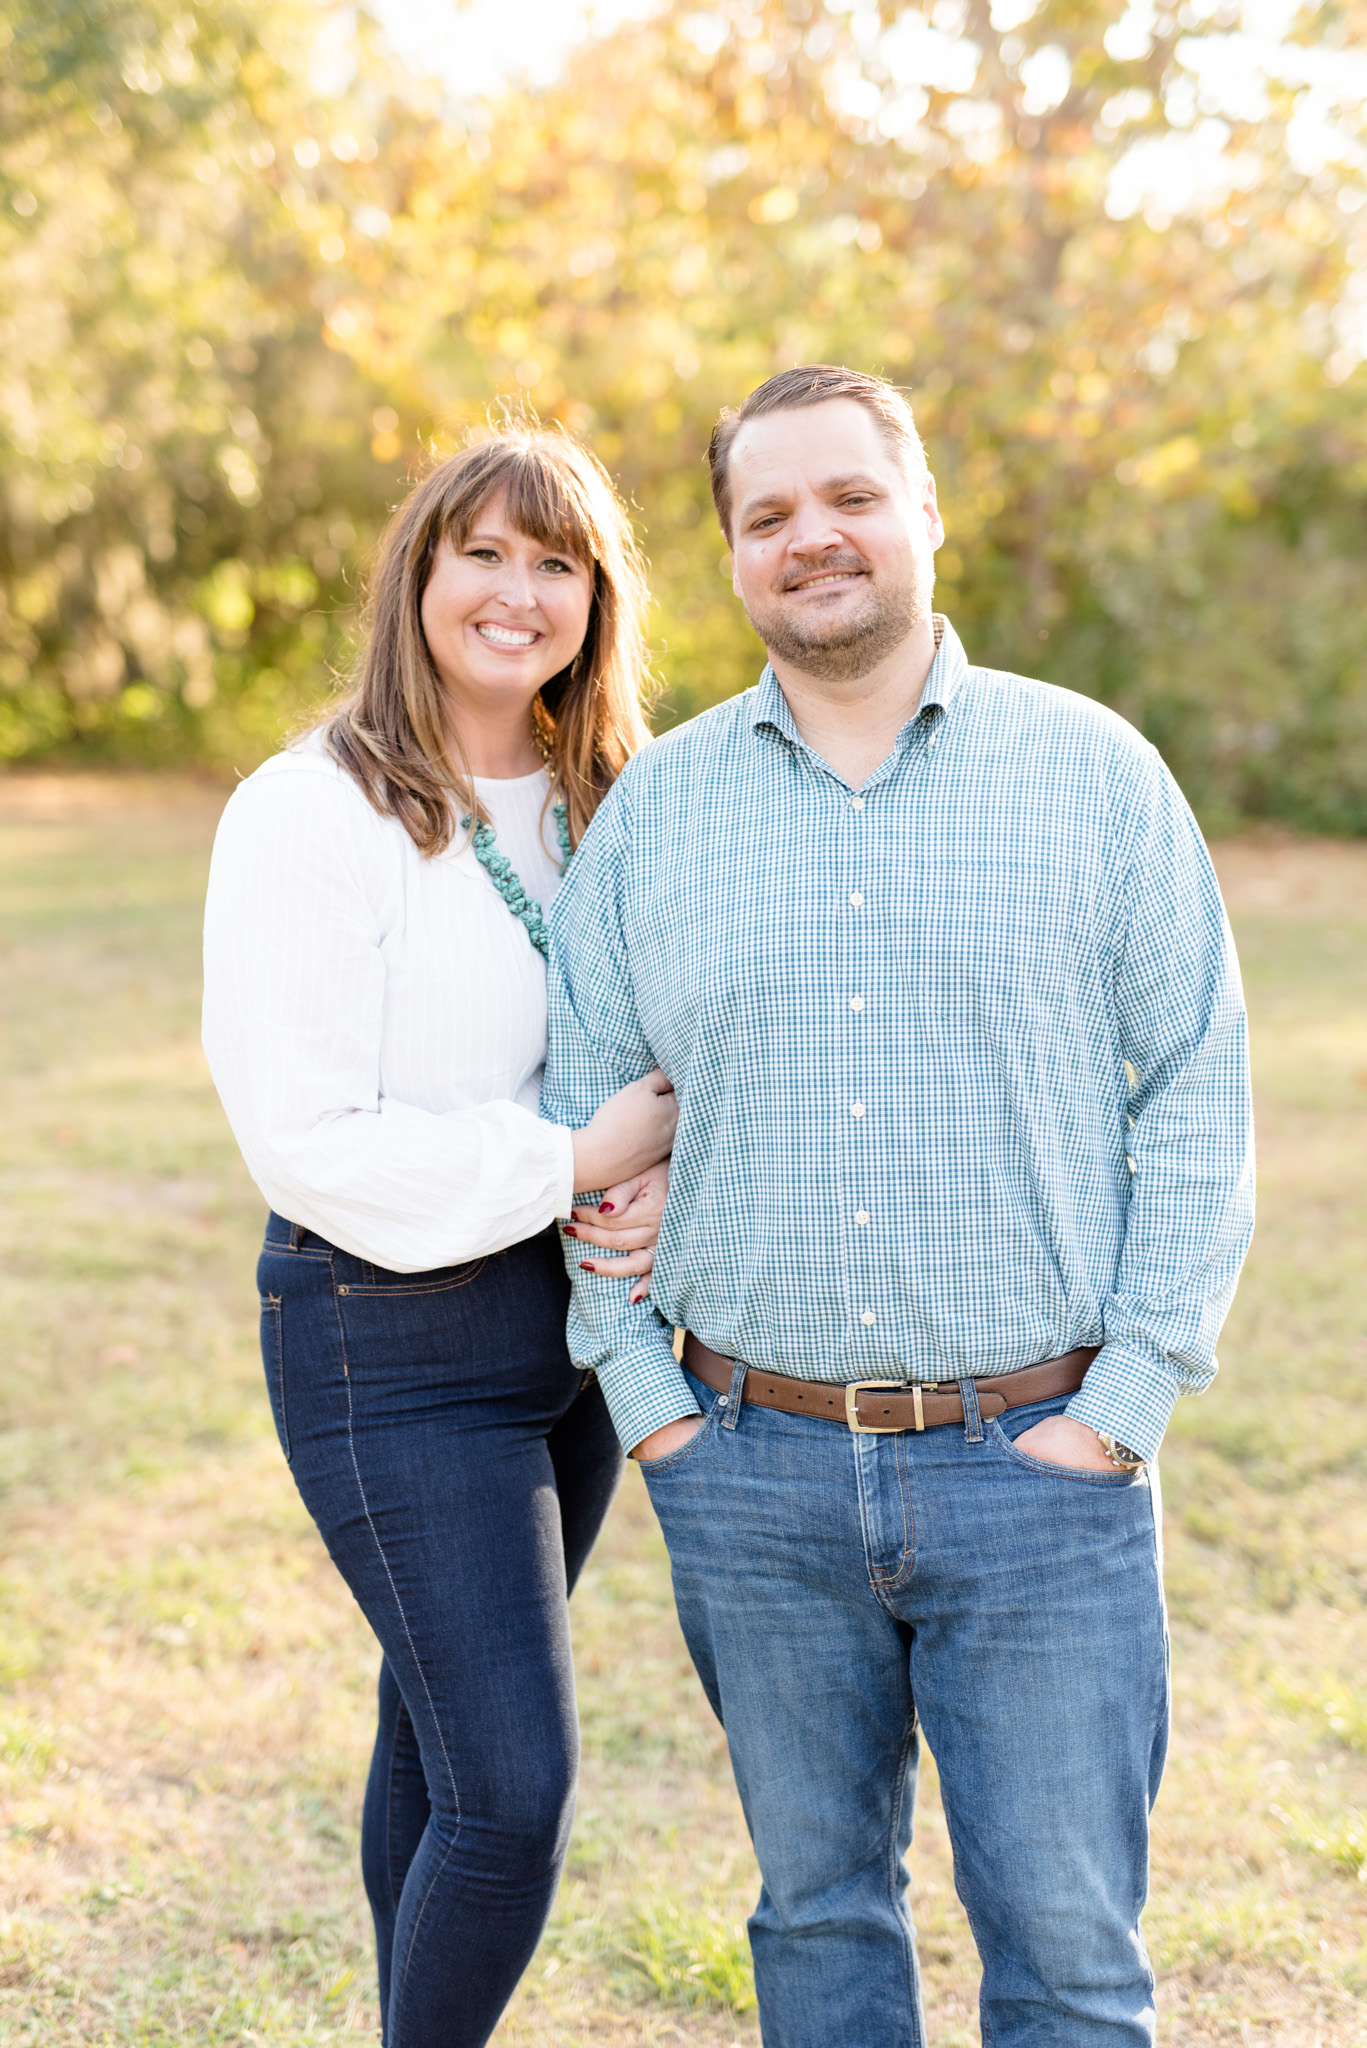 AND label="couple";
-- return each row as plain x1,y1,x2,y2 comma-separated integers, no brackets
203,365,1254,2048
